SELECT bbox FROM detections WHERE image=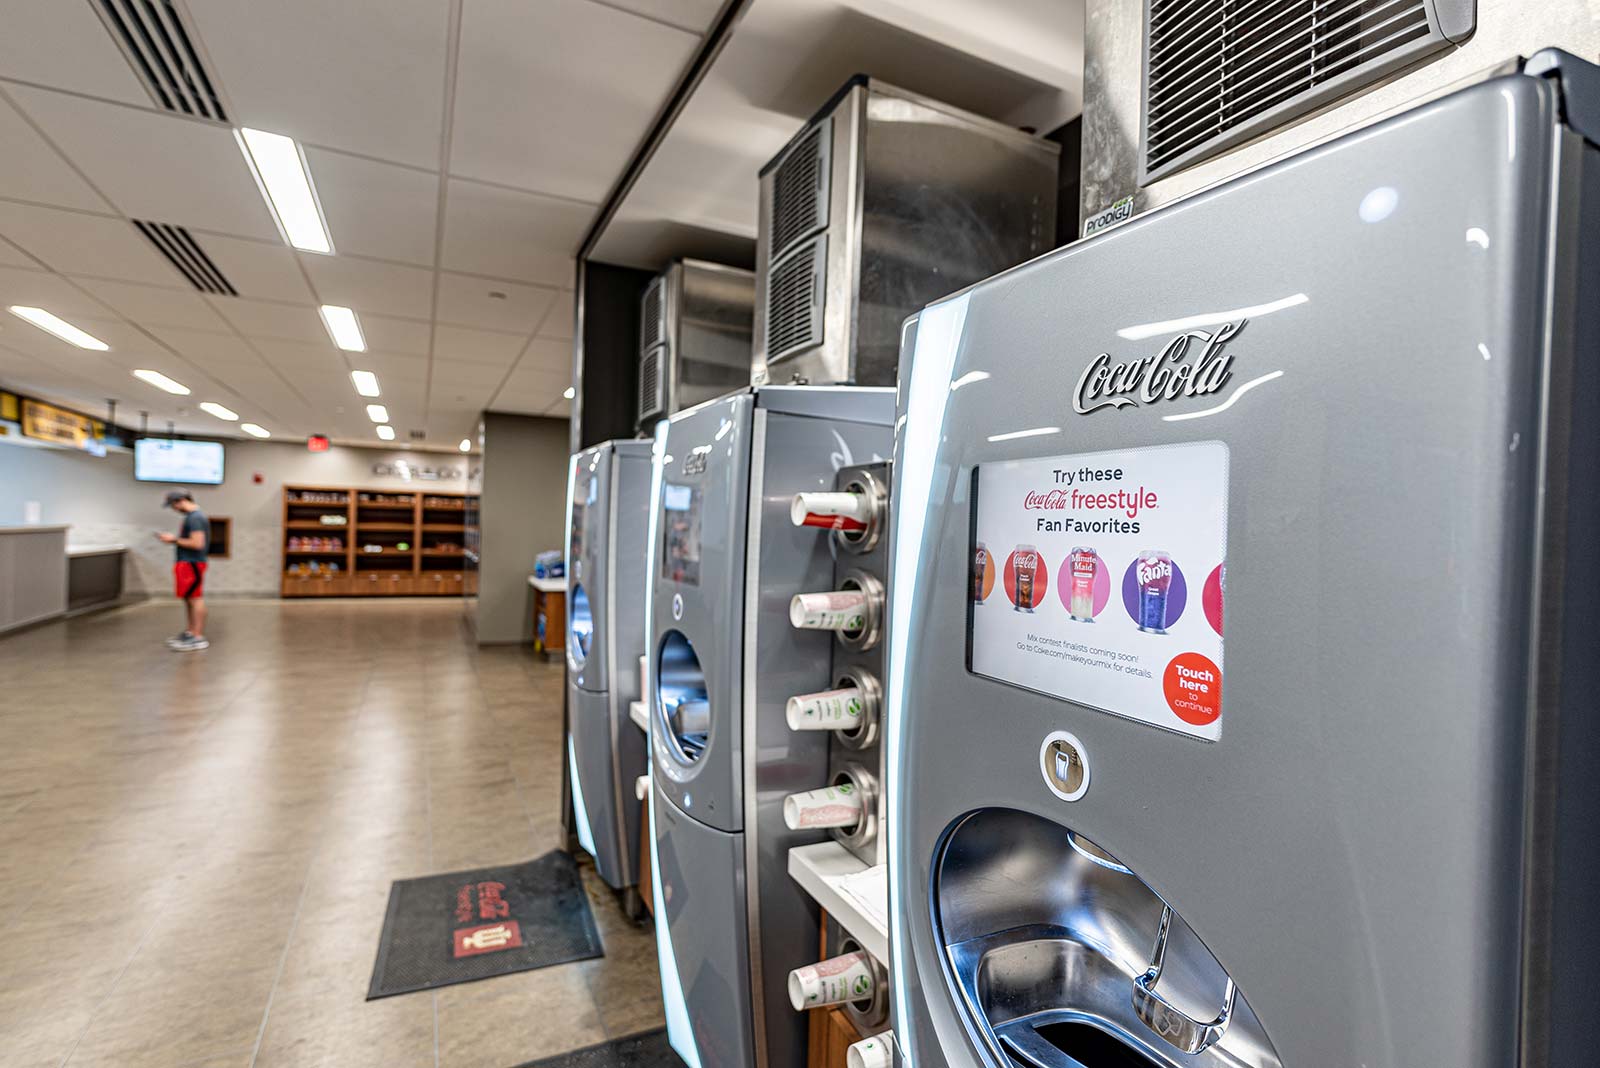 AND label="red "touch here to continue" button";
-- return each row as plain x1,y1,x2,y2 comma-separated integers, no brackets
1164,652,1221,727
